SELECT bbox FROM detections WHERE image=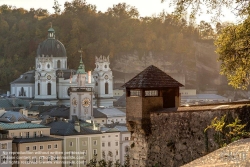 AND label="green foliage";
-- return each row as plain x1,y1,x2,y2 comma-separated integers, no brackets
86,153,130,167
0,0,205,87
204,114,250,147
215,17,250,89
